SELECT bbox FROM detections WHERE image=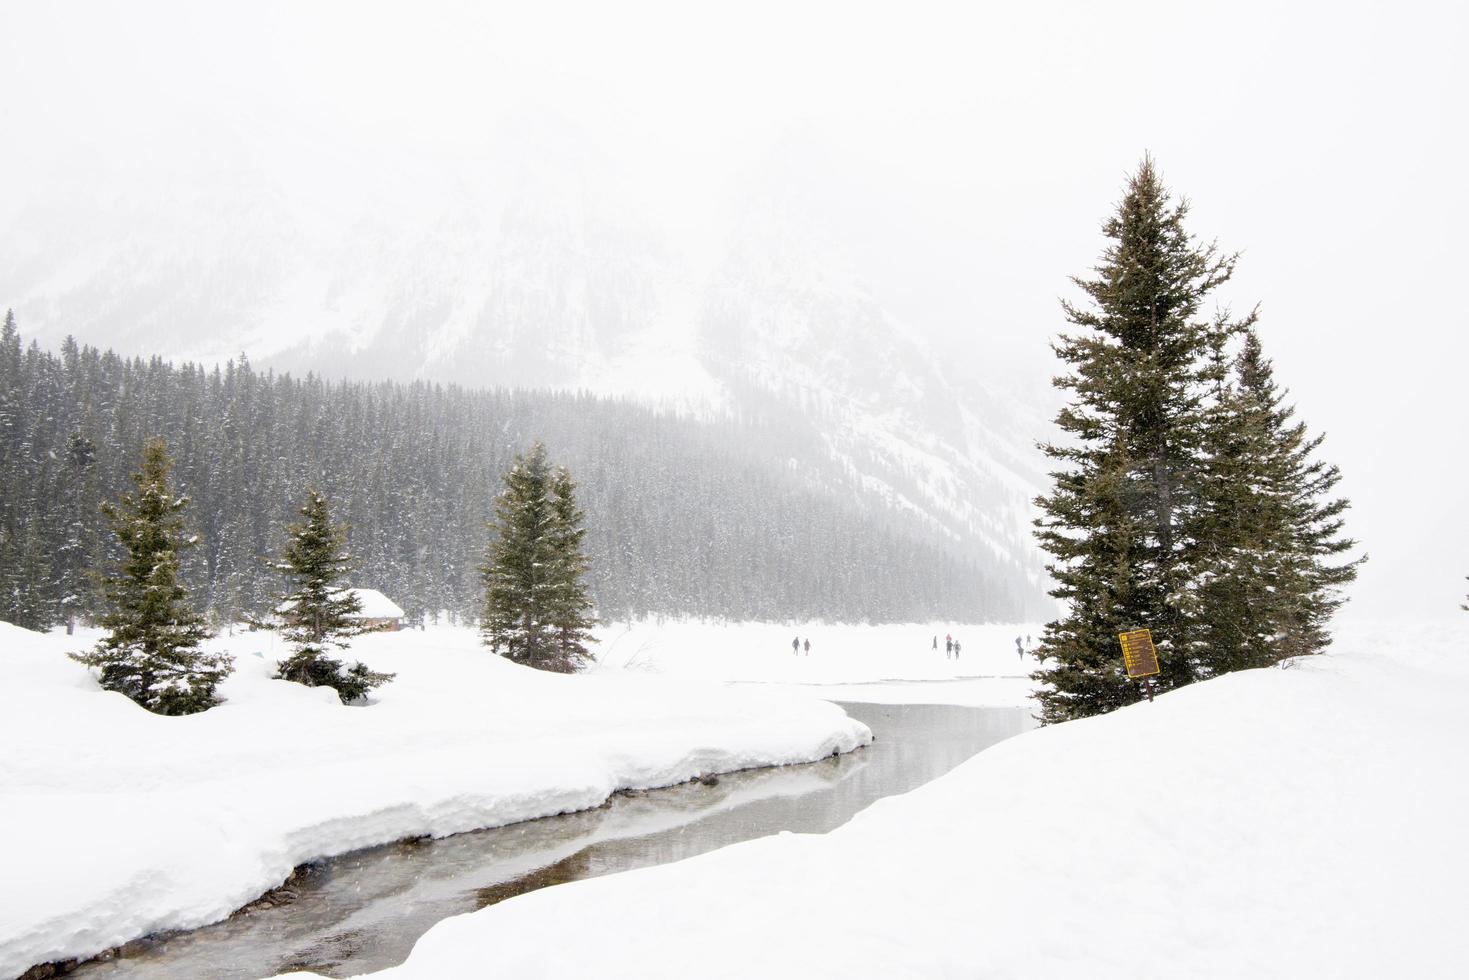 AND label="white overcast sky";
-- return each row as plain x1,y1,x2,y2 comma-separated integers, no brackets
2,0,1465,619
